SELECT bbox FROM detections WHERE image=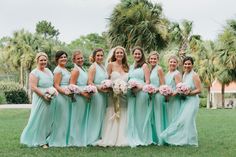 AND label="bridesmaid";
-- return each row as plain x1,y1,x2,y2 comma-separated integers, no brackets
97,46,129,147
127,46,152,147
69,50,90,146
20,52,55,148
164,55,182,127
160,56,201,146
87,48,108,145
147,51,165,145
48,51,72,147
